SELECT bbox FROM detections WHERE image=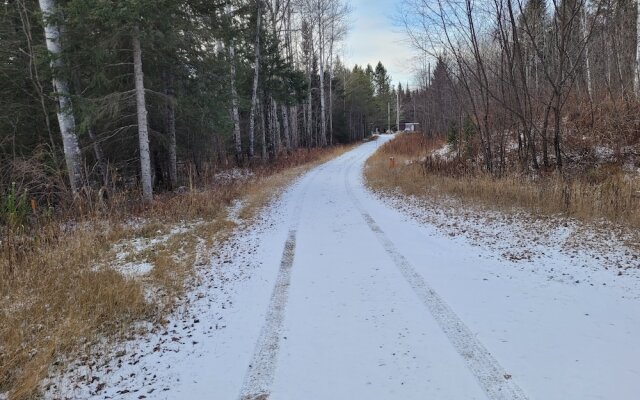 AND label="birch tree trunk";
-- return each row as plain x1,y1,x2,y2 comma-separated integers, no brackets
37,0,83,194
272,98,281,156
260,98,267,160
582,8,592,101
132,31,153,202
317,2,327,146
306,70,313,147
635,0,640,96
229,44,243,163
249,1,262,159
328,13,335,145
